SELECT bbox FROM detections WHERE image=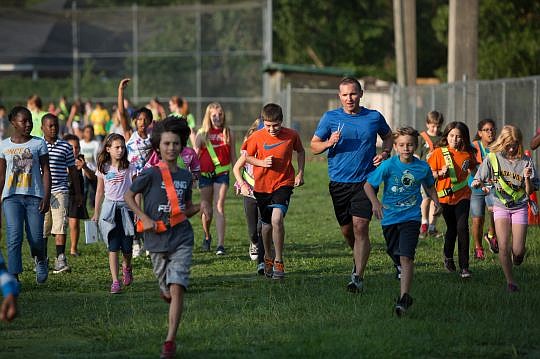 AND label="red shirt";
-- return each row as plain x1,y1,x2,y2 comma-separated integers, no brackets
244,127,303,193
199,127,231,173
